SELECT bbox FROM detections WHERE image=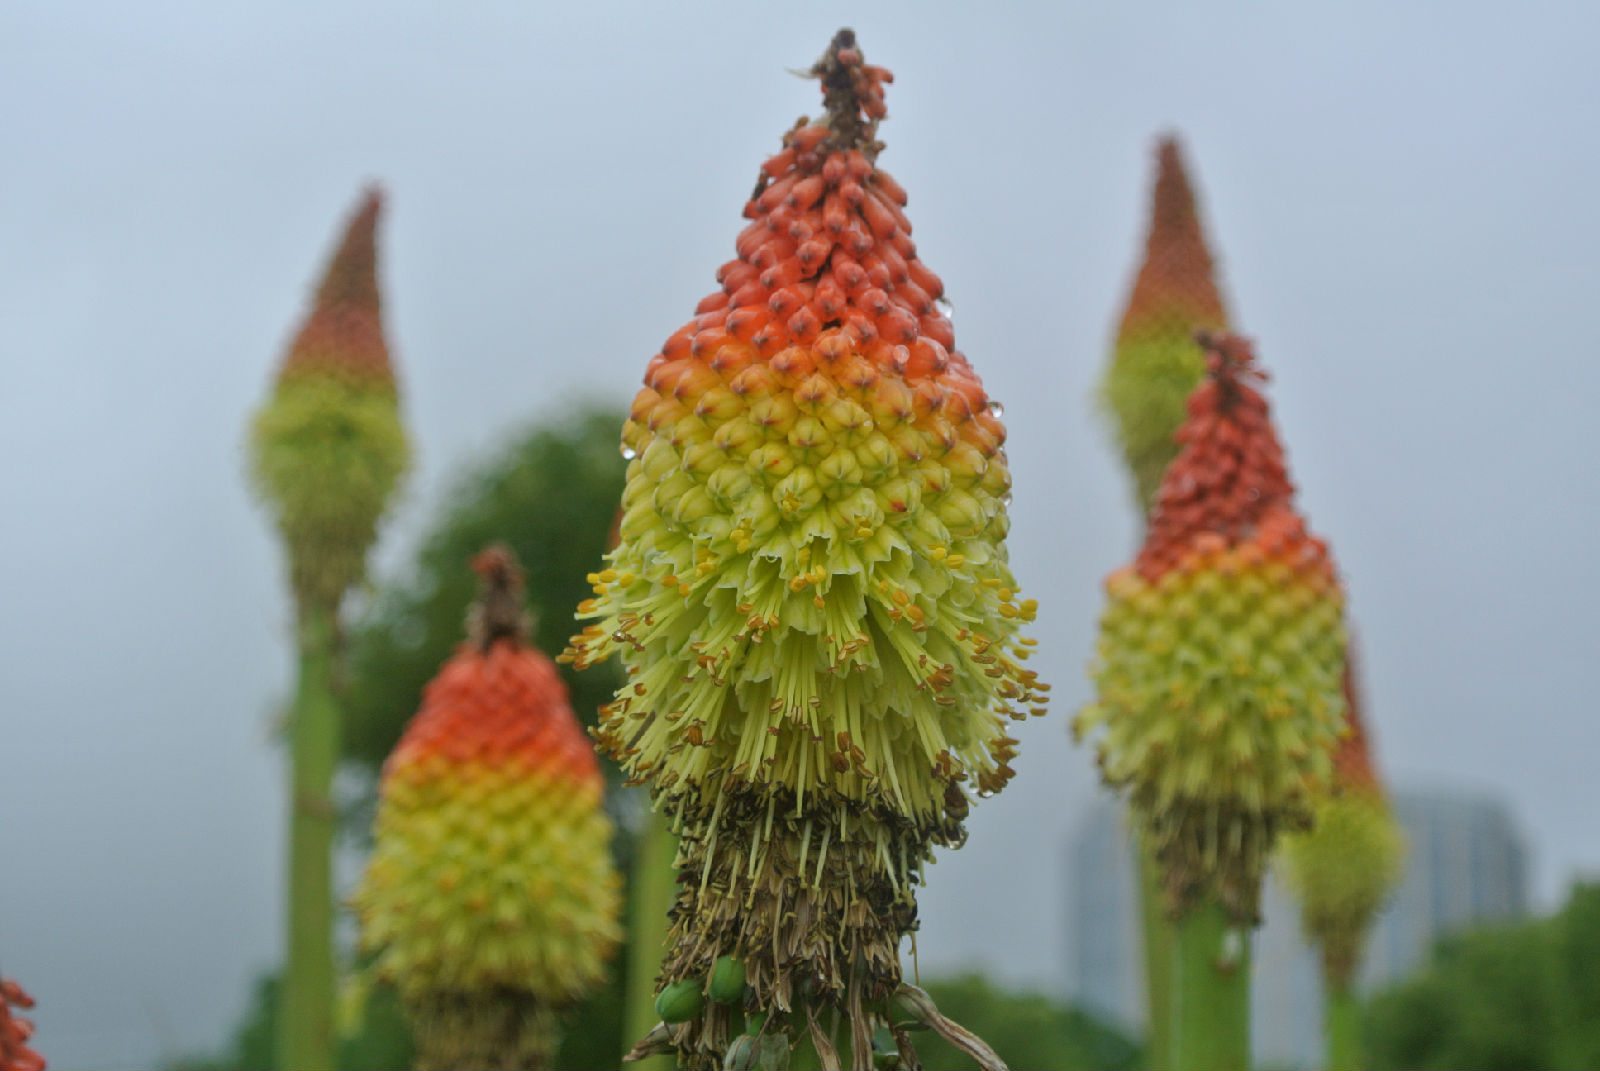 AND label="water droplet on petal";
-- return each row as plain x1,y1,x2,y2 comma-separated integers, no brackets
936,297,955,321
621,444,638,460
987,400,1005,418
